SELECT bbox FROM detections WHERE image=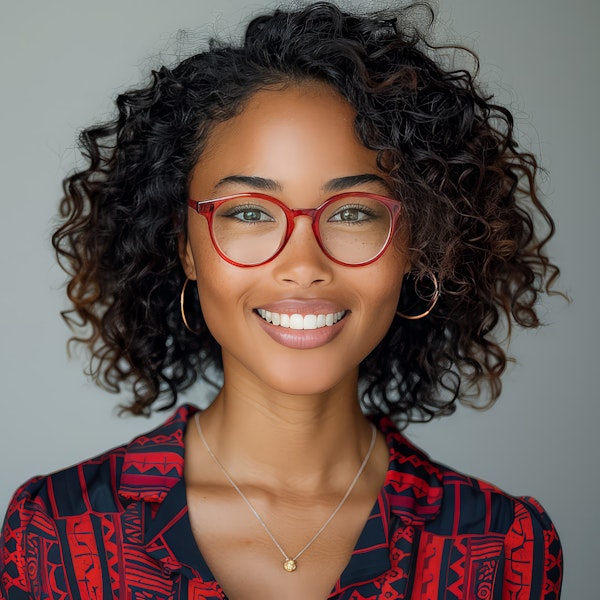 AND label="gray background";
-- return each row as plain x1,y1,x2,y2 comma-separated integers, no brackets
0,0,597,597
